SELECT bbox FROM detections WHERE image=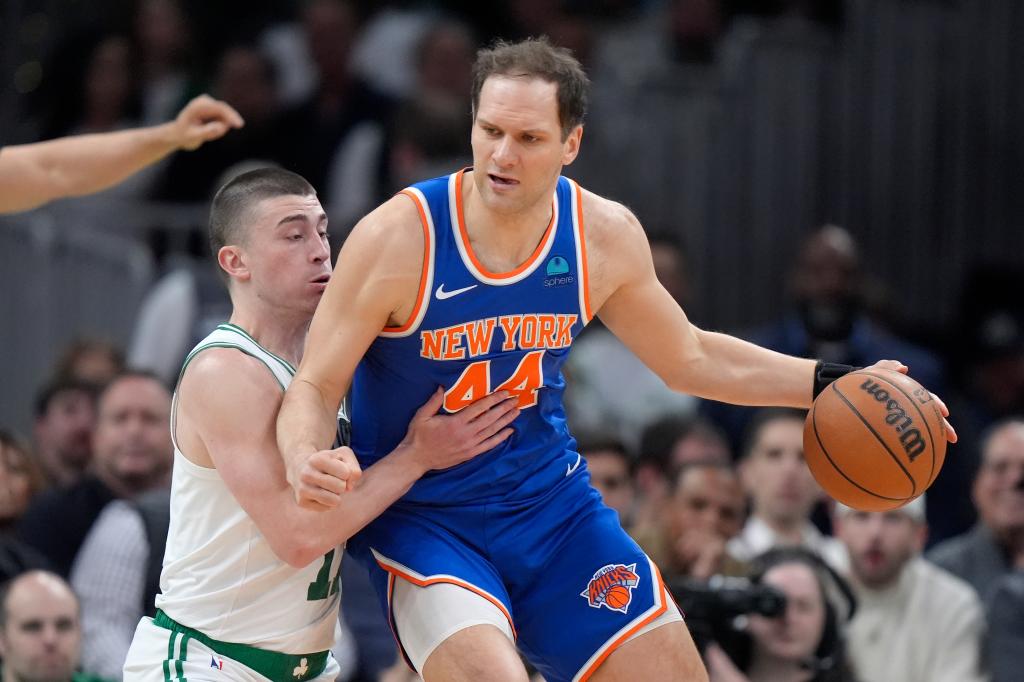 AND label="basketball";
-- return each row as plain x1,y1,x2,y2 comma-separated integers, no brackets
804,368,947,512
604,585,631,610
